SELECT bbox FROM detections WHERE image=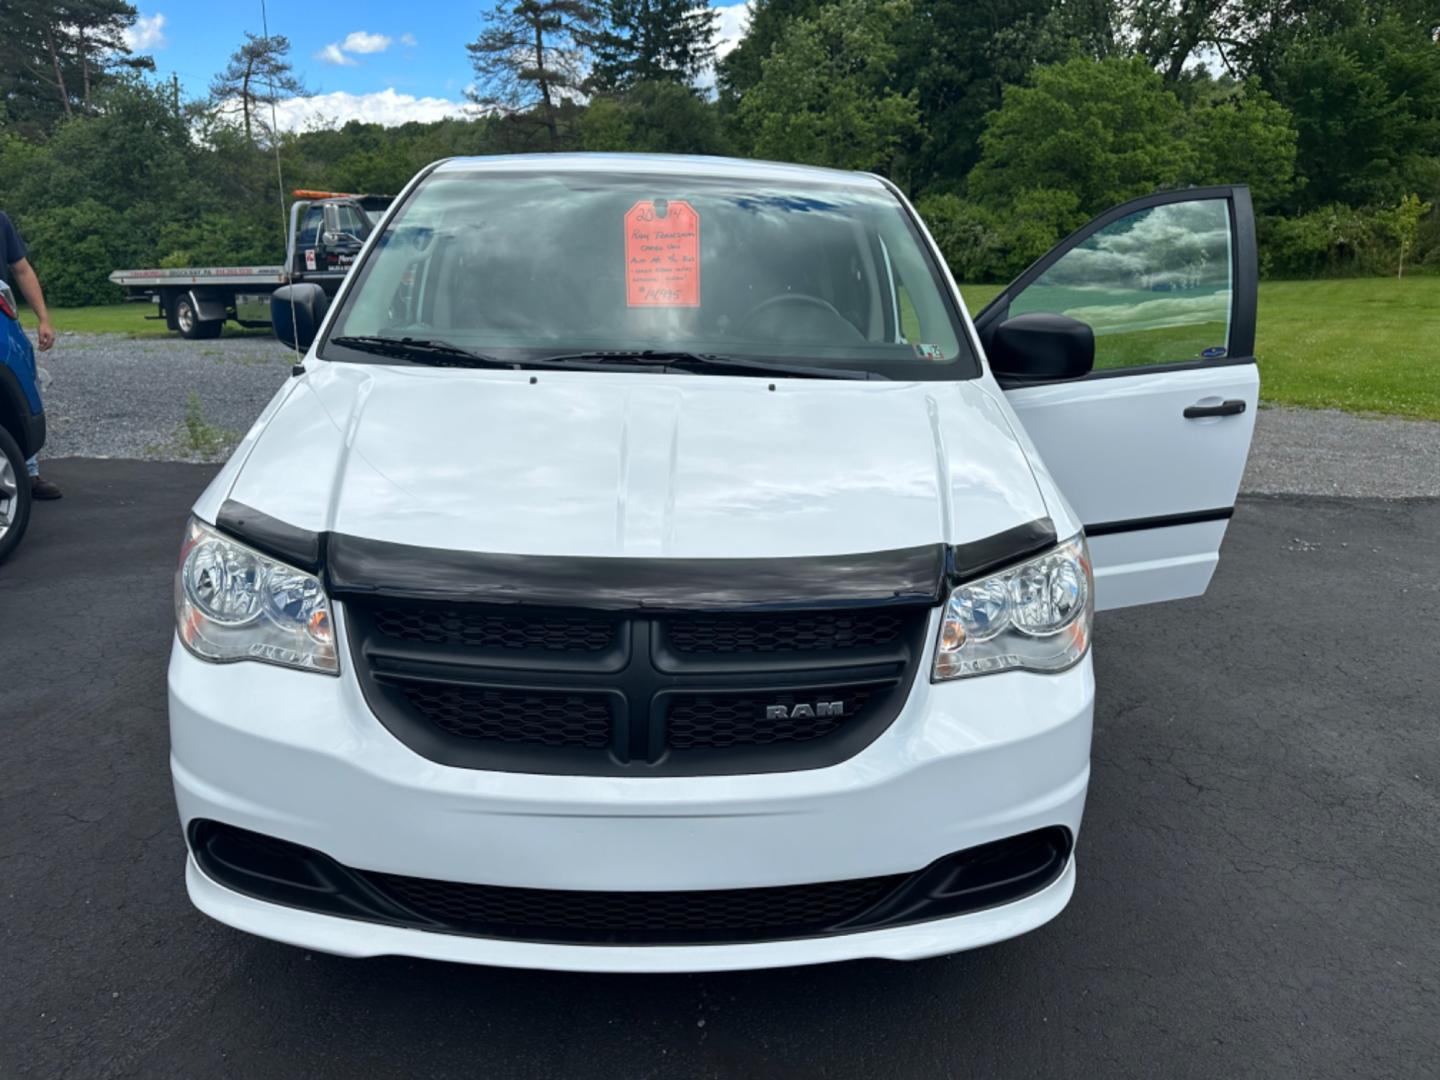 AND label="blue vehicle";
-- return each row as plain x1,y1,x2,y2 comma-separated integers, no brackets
0,278,44,565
